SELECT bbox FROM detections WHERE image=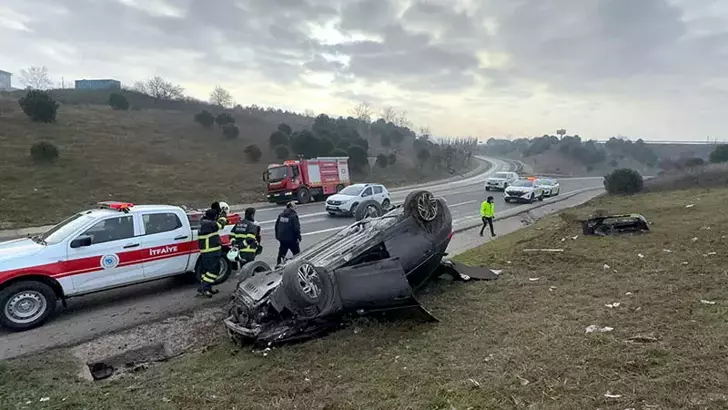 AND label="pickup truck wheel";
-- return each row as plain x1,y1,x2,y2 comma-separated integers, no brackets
195,256,232,286
0,281,57,331
297,187,311,204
